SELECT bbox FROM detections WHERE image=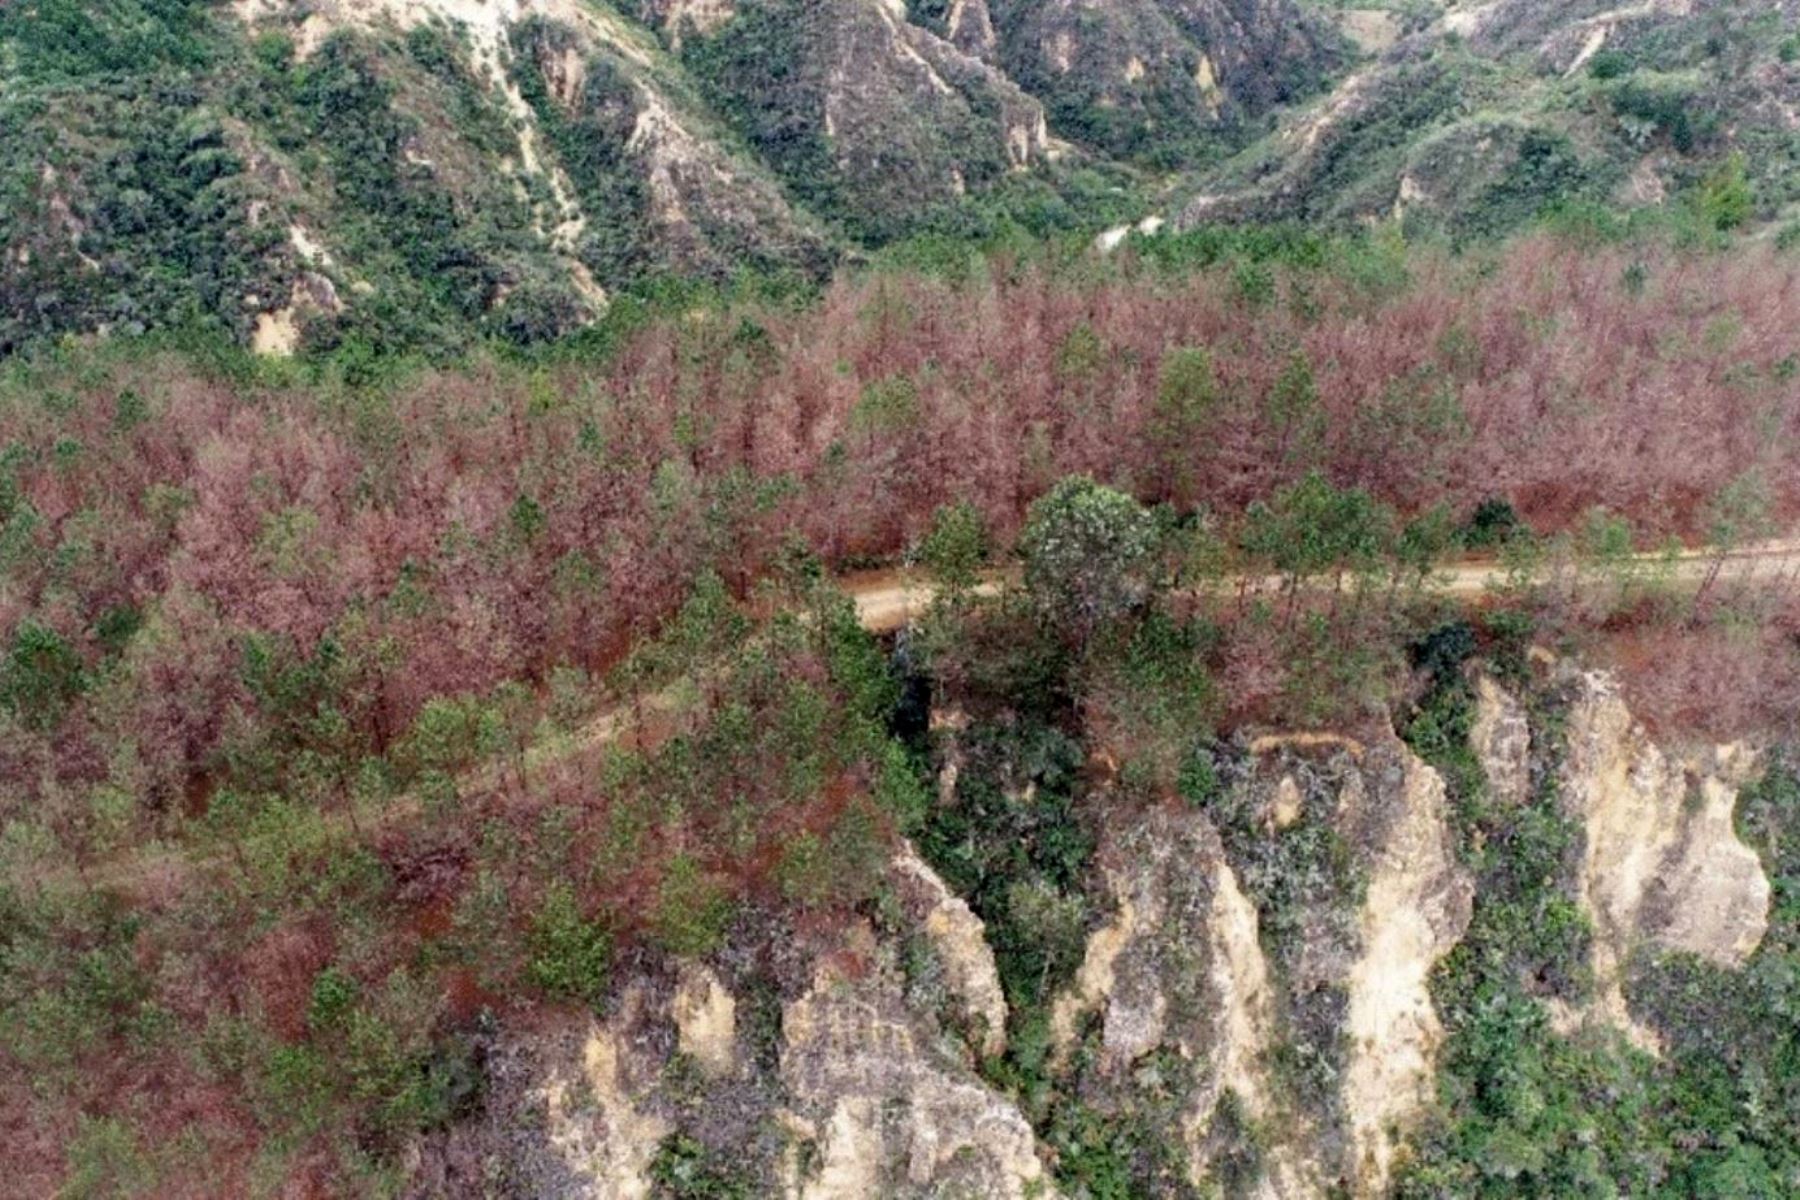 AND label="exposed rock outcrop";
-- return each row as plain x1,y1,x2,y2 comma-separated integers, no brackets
408,669,1776,1198
637,0,737,47
1045,806,1306,1195
510,16,835,283
1471,673,1532,807
945,0,1000,61
779,921,1051,1198
672,962,739,1075
534,985,677,1199
891,844,1010,1058
1042,732,1472,1198
1339,742,1473,1196
988,0,1342,159
412,912,1044,1196
221,0,832,351
670,0,1051,239
1555,670,1771,1047
1174,0,1800,234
